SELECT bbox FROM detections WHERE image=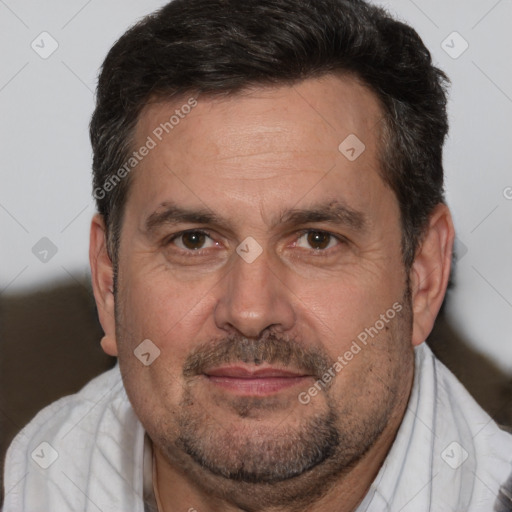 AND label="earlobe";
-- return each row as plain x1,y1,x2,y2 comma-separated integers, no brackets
89,214,119,356
100,335,118,357
410,204,454,347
